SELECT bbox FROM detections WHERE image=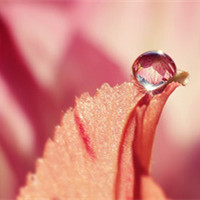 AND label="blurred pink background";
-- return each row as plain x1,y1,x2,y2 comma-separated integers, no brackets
0,1,200,199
